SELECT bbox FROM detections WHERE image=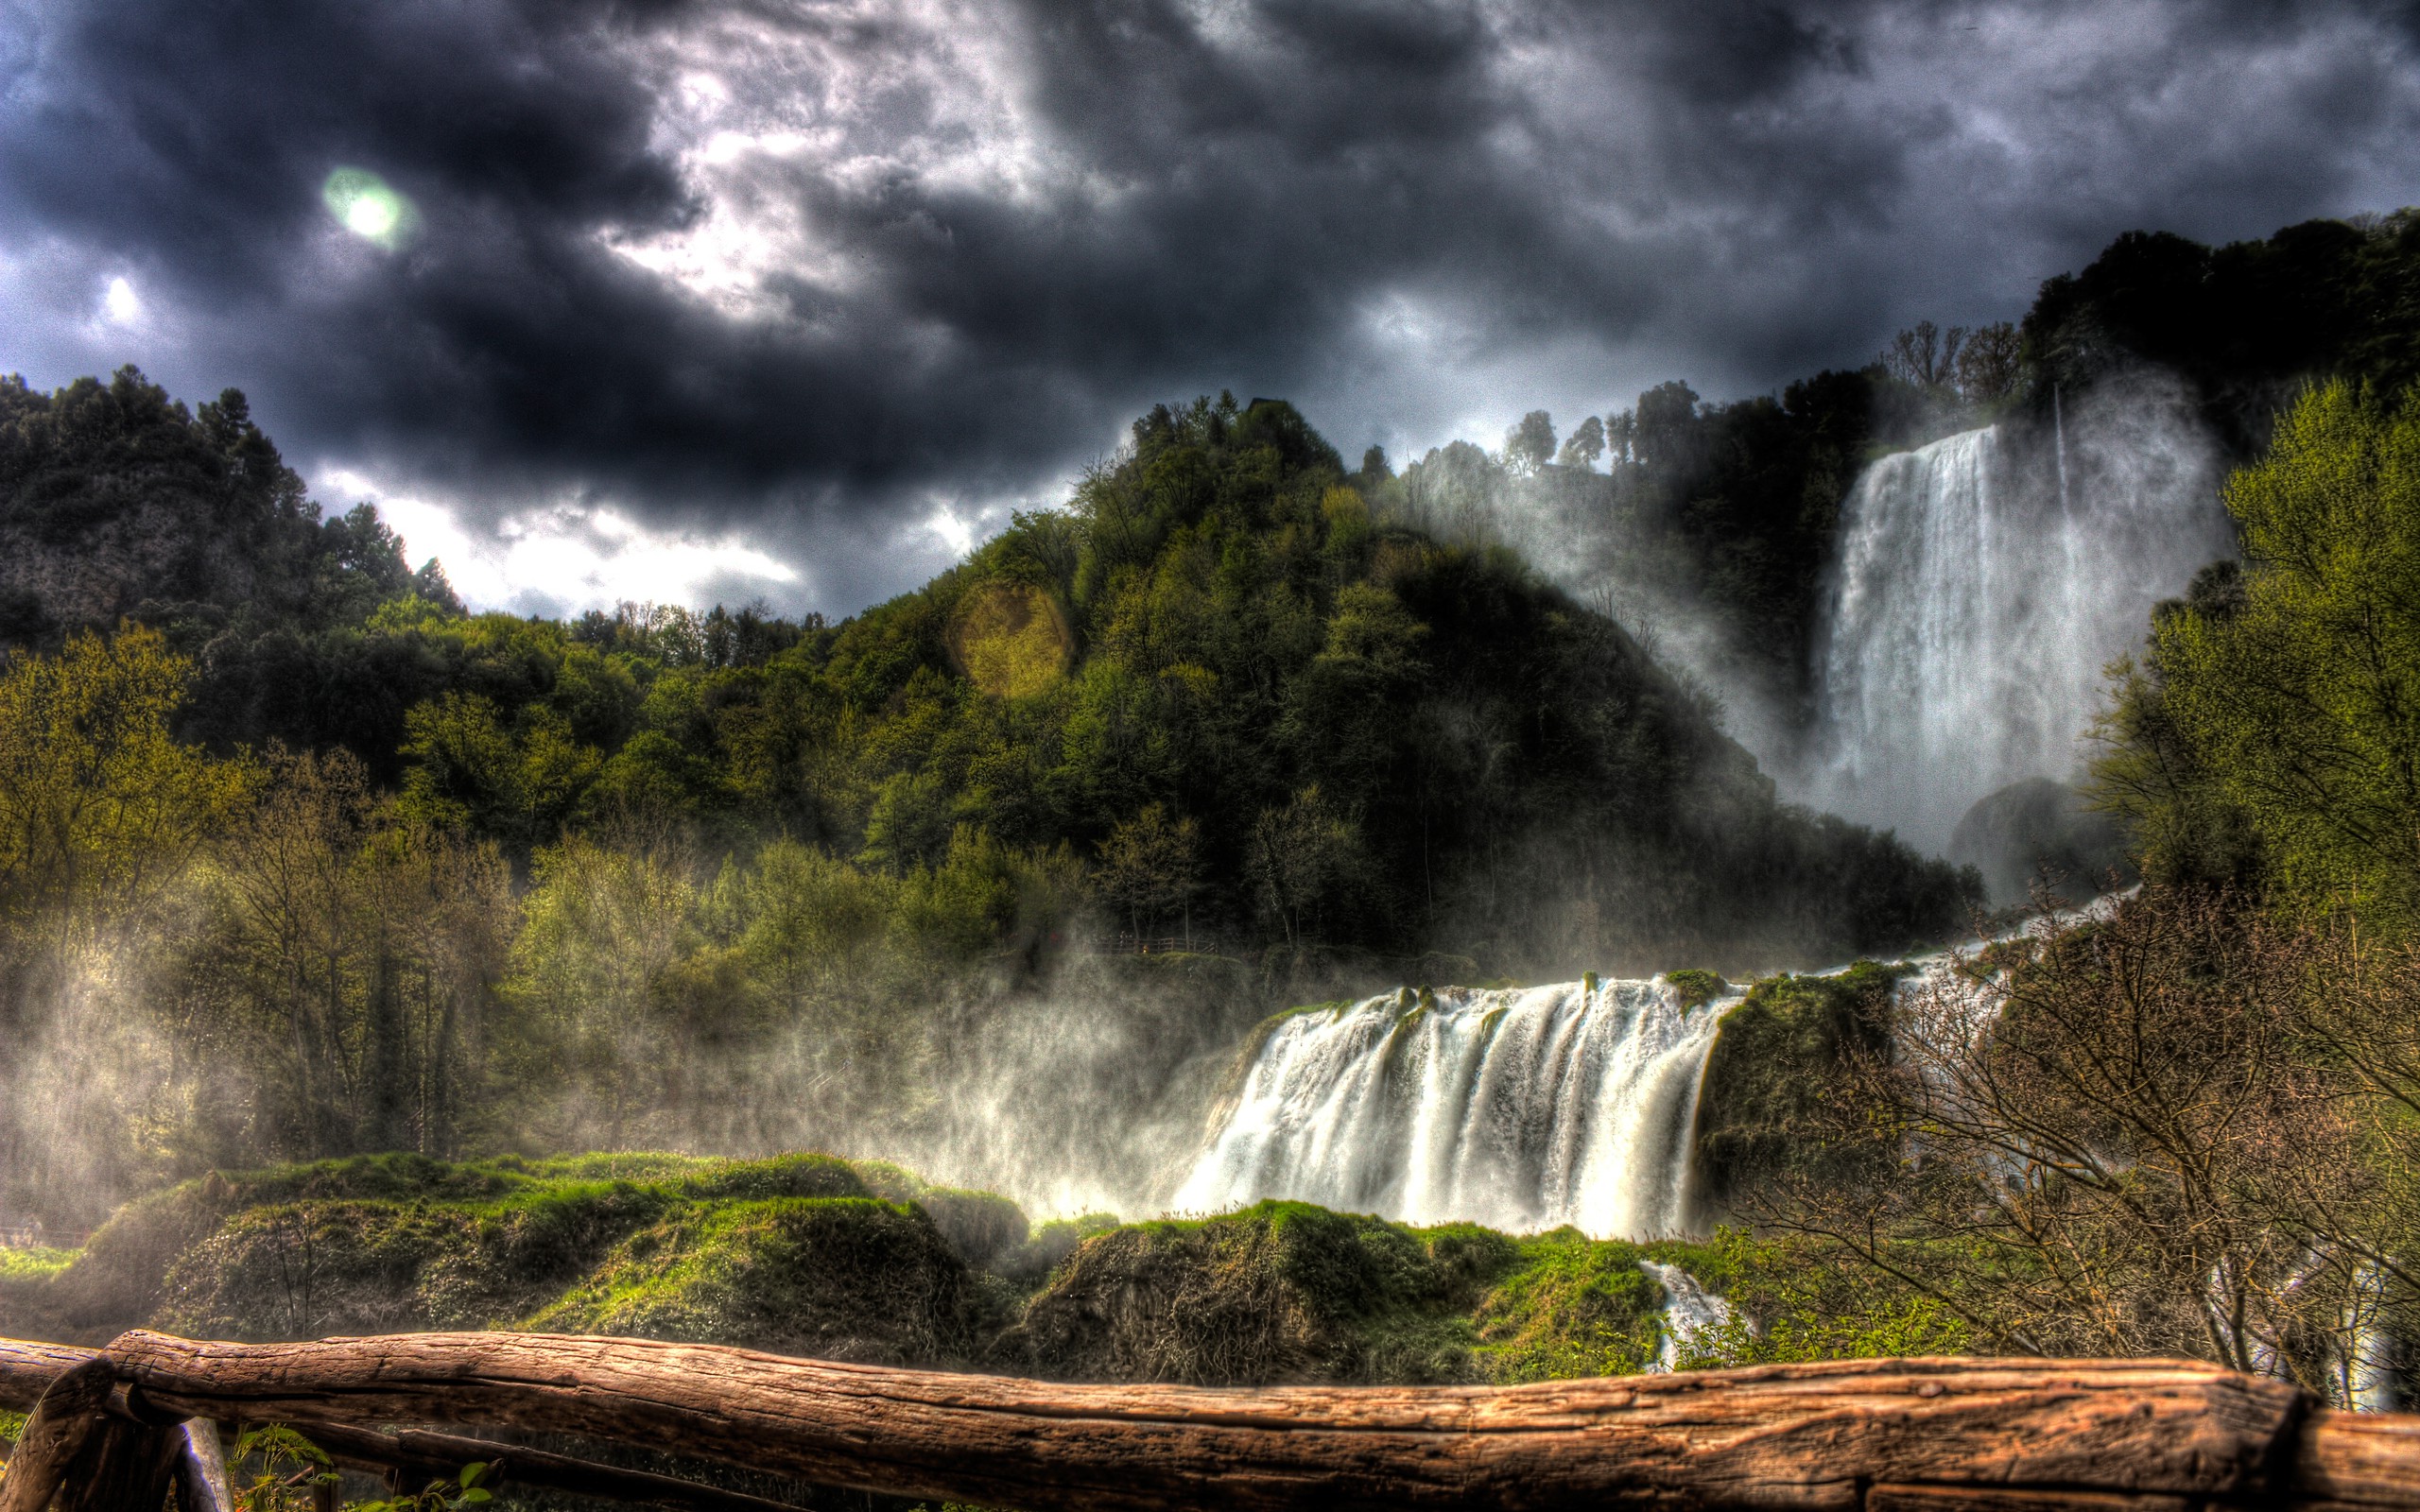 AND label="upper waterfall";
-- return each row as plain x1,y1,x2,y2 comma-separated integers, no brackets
1806,416,2228,853
1173,976,1729,1241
